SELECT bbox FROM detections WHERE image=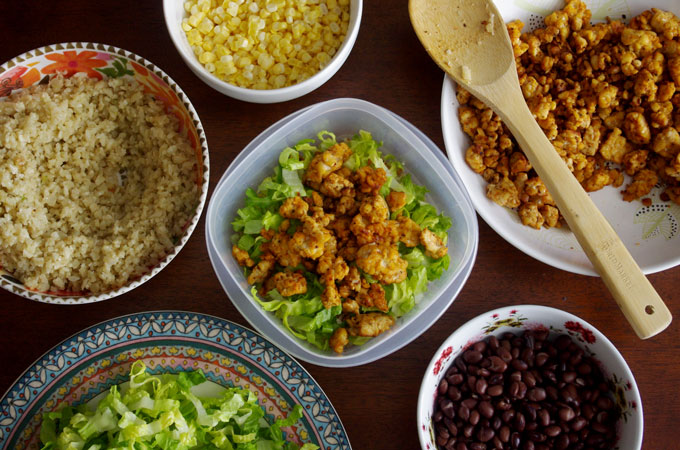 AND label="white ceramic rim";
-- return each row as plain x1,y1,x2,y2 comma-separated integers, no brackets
162,0,363,103
205,97,479,367
417,304,644,450
0,42,210,304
